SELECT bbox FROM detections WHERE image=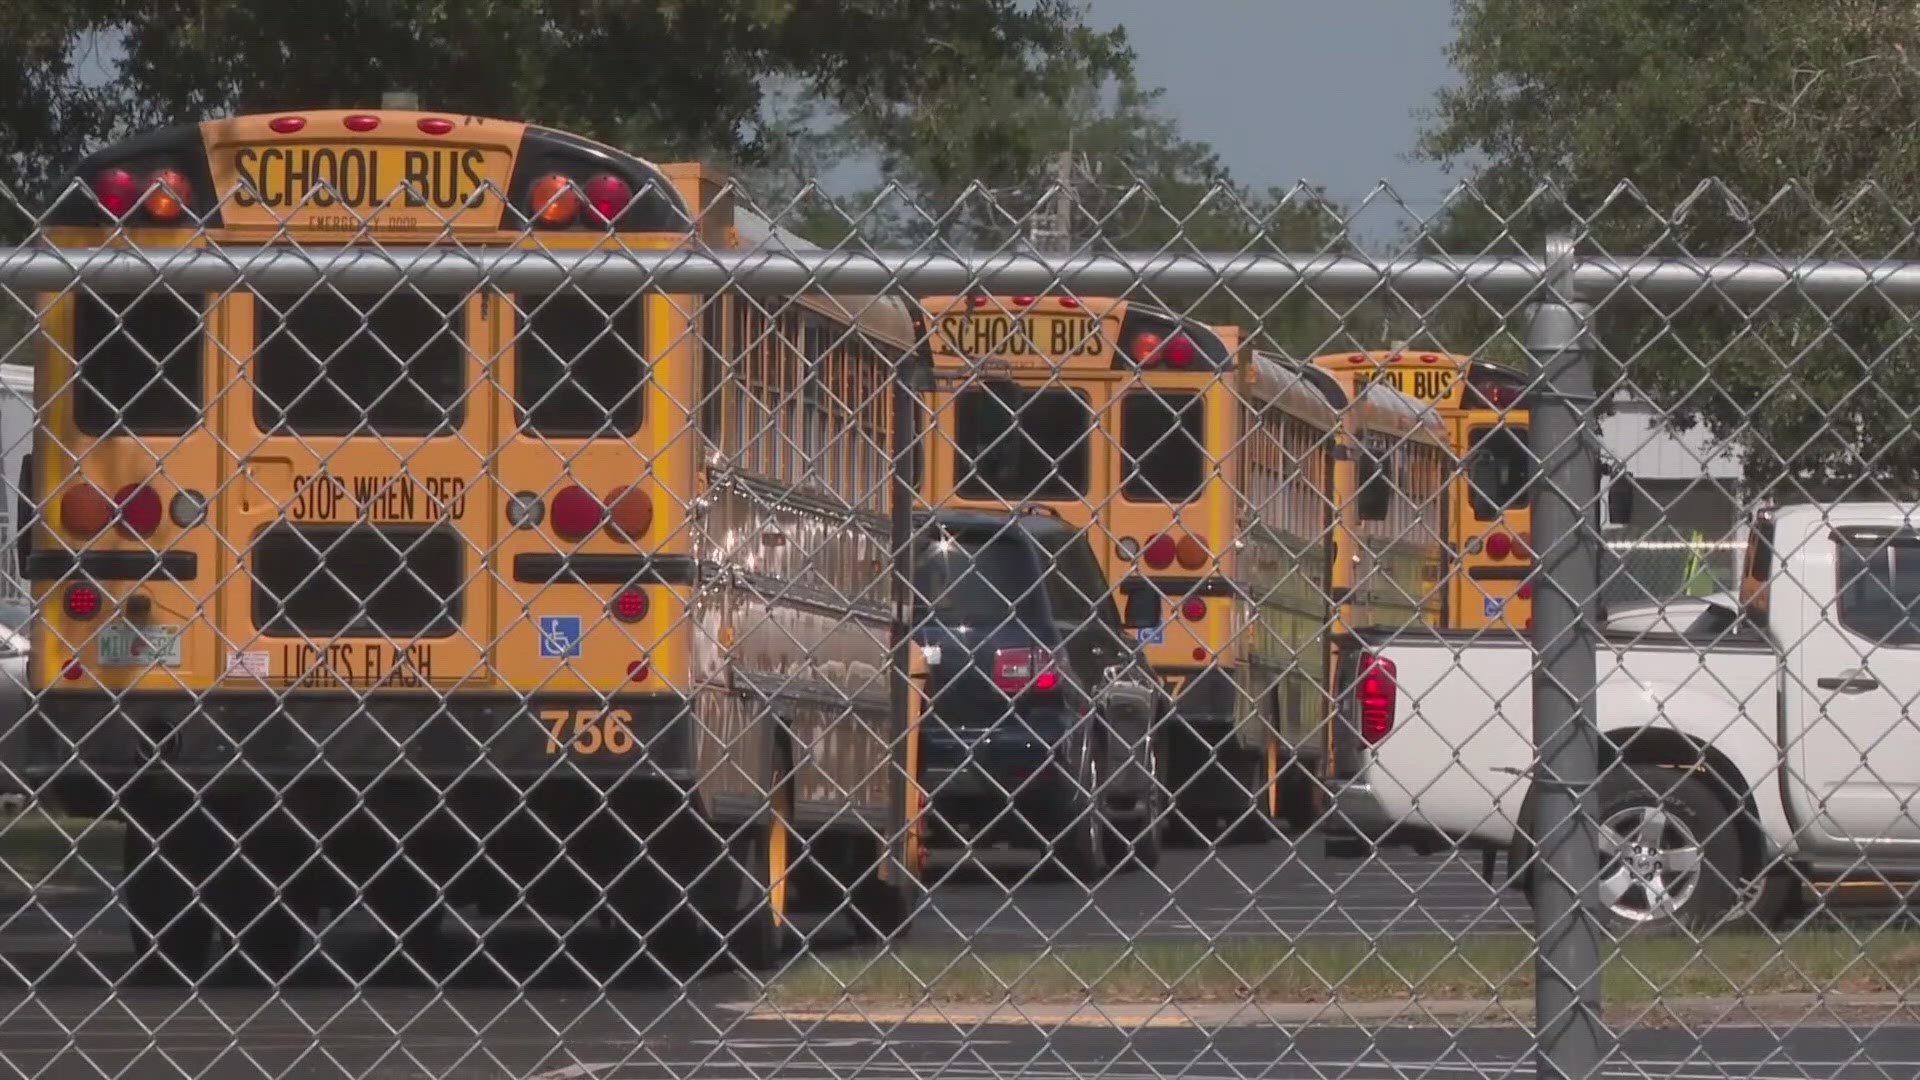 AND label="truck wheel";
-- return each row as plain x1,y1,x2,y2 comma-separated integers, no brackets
1594,764,1741,932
